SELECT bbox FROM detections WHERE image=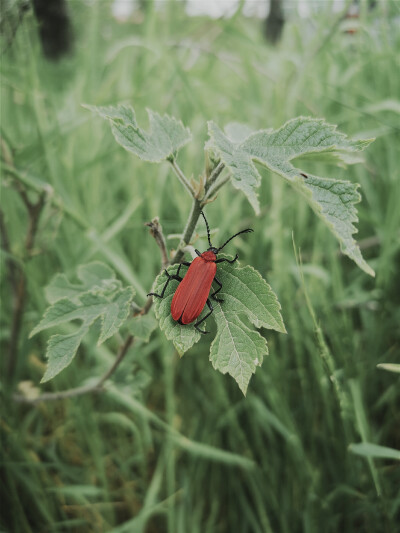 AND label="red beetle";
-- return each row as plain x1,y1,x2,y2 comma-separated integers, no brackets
148,211,253,333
